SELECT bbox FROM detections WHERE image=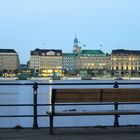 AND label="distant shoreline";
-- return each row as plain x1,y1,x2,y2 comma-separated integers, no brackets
0,77,18,80
0,77,140,81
